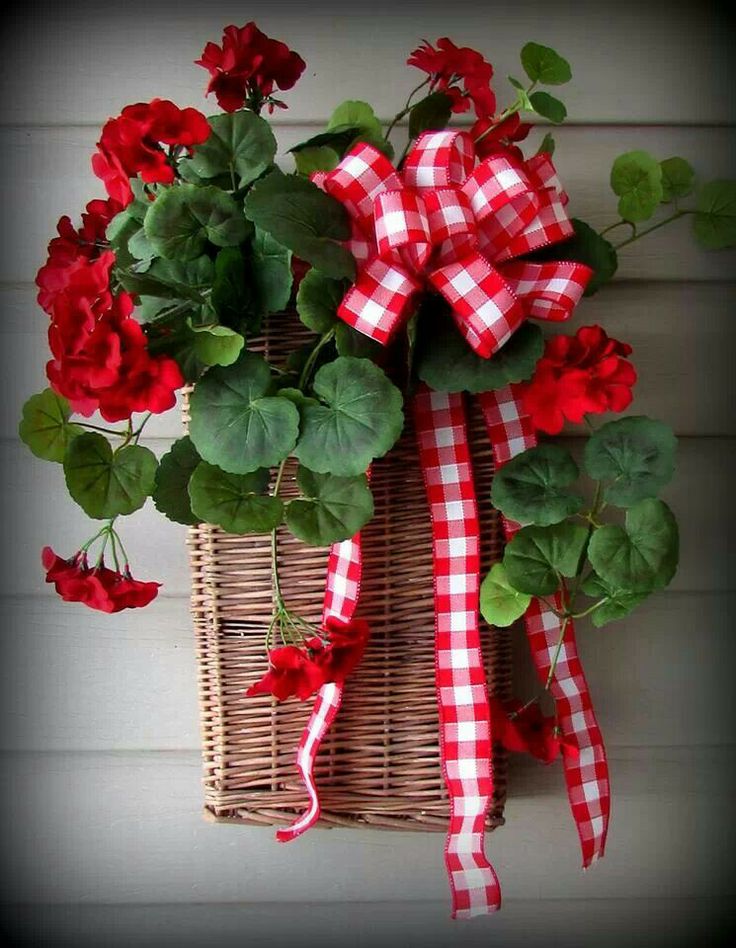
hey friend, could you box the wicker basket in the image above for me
[186,311,512,832]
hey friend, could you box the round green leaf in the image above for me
[188,462,282,534]
[293,146,341,176]
[191,324,245,367]
[285,465,374,545]
[188,351,300,474]
[144,184,248,261]
[183,111,277,188]
[153,436,202,525]
[491,444,583,526]
[244,171,355,280]
[581,572,649,628]
[520,42,572,85]
[334,321,383,360]
[64,433,157,519]
[251,227,293,315]
[529,91,567,124]
[588,498,679,594]
[327,101,384,139]
[660,157,695,202]
[503,522,589,596]
[479,562,532,627]
[409,92,453,138]
[693,180,736,250]
[610,151,663,223]
[19,389,84,463]
[416,310,544,393]
[296,269,345,333]
[583,416,677,507]
[294,356,404,476]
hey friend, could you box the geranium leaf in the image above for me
[520,42,572,85]
[491,444,583,526]
[415,306,544,393]
[581,572,649,628]
[660,157,695,202]
[119,254,216,301]
[182,111,277,188]
[190,323,245,367]
[144,184,248,260]
[64,433,157,519]
[243,171,355,280]
[294,356,404,476]
[529,91,567,124]
[588,498,679,594]
[479,562,532,627]
[293,146,341,176]
[610,151,663,223]
[153,436,202,525]
[693,180,736,249]
[327,101,384,139]
[334,322,383,360]
[19,389,84,463]
[409,92,454,138]
[584,416,677,507]
[536,132,556,156]
[250,227,293,315]
[296,269,345,333]
[188,351,300,474]
[285,465,374,545]
[503,522,589,596]
[290,125,365,155]
[210,247,258,333]
[188,461,282,534]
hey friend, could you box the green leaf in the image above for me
[581,572,649,627]
[294,356,404,476]
[293,145,341,176]
[64,433,157,519]
[529,91,567,124]
[210,247,255,332]
[19,389,84,463]
[693,180,736,249]
[536,132,556,156]
[182,111,277,188]
[660,157,695,202]
[288,102,392,160]
[334,321,383,360]
[479,562,532,627]
[491,444,583,526]
[188,462,282,534]
[190,323,245,366]
[327,101,384,140]
[508,76,534,111]
[251,227,293,315]
[144,184,248,261]
[415,306,544,393]
[610,150,663,223]
[409,92,453,138]
[285,465,374,545]
[188,351,300,474]
[588,498,679,594]
[584,416,677,507]
[243,171,355,280]
[119,254,215,301]
[152,436,202,526]
[559,220,618,295]
[520,42,572,85]
[503,521,590,596]
[296,268,344,333]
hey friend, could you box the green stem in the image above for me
[570,599,608,620]
[78,422,130,438]
[600,220,636,237]
[385,78,431,138]
[298,328,335,391]
[545,615,570,691]
[473,81,538,146]
[614,210,691,250]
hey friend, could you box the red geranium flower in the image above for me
[246,645,326,702]
[42,547,160,613]
[490,697,578,764]
[312,616,370,683]
[520,325,637,434]
[471,112,531,161]
[92,98,210,204]
[408,37,496,118]
[196,22,306,113]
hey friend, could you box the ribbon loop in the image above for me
[323,142,403,228]
[403,129,475,189]
[501,260,591,322]
[373,188,432,270]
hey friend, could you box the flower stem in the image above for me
[298,328,335,391]
[545,614,570,691]
[385,78,431,138]
[473,81,537,146]
[599,219,636,238]
[614,210,691,250]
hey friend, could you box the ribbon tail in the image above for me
[477,384,610,866]
[276,532,363,843]
[414,385,501,918]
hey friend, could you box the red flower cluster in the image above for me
[196,22,306,113]
[93,98,210,205]
[472,112,531,162]
[42,547,159,613]
[408,37,496,119]
[43,249,183,421]
[490,697,578,764]
[521,325,637,434]
[246,616,370,702]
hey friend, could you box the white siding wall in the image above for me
[2,2,735,945]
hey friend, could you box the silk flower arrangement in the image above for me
[19,21,736,918]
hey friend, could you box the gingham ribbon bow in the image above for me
[318,129,590,357]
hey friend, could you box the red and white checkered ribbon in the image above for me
[477,383,611,866]
[318,131,590,358]
[414,385,501,917]
[276,532,363,843]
